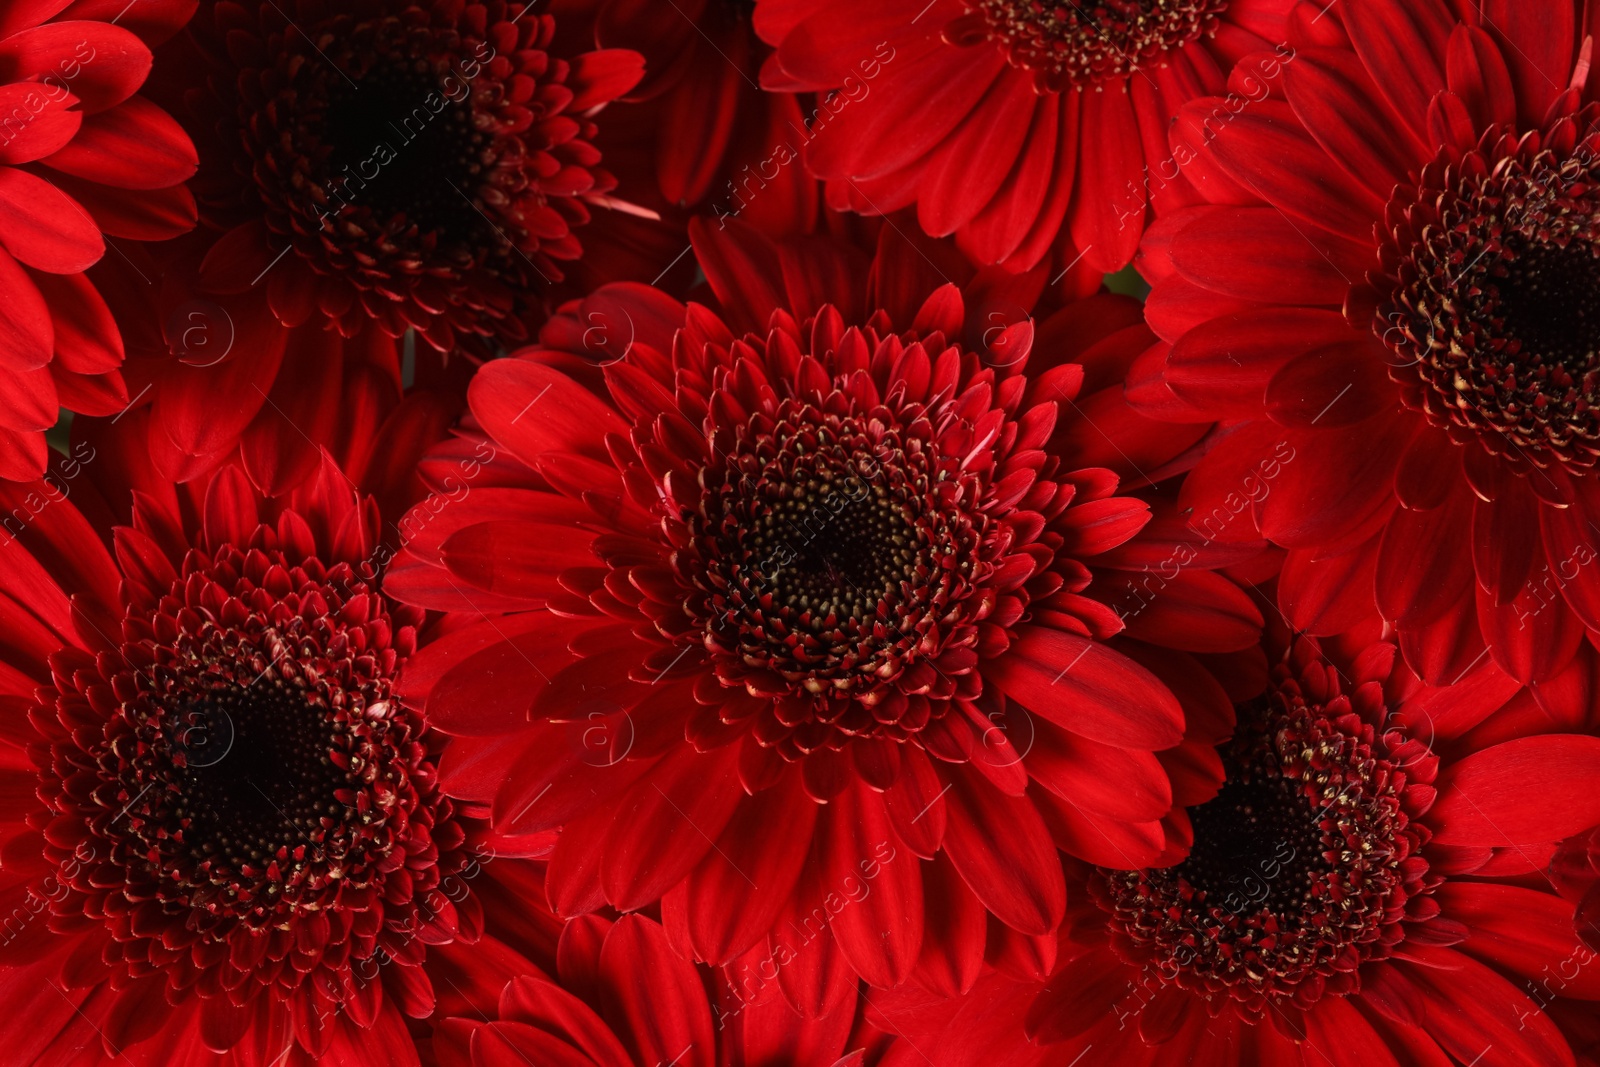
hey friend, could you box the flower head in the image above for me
[175,0,647,350]
[752,0,1297,277]
[390,218,1261,1006]
[870,628,1600,1066]
[0,399,486,1064]
[1137,0,1600,685]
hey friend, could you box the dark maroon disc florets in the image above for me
[193,0,627,346]
[1377,108,1600,475]
[944,0,1227,91]
[1094,653,1436,1016]
[611,305,1076,759]
[35,537,468,1007]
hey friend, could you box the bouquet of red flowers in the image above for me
[1,1,1598,1064]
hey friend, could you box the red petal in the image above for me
[0,249,52,369]
[1190,98,1385,237]
[1438,882,1600,998]
[1400,947,1575,1067]
[471,357,625,468]
[820,782,923,988]
[684,771,816,965]
[0,166,101,271]
[0,22,152,113]
[1481,0,1575,125]
[596,915,714,1067]
[941,768,1064,936]
[0,83,80,164]
[601,744,743,911]
[1069,83,1144,272]
[1341,0,1454,143]
[1023,947,1123,1042]
[42,95,195,189]
[1432,734,1600,845]
[988,626,1184,750]
[31,269,120,373]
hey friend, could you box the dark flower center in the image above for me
[1494,240,1600,380]
[191,2,617,347]
[170,679,349,871]
[1097,688,1424,1014]
[1176,766,1328,913]
[36,541,465,1000]
[262,16,504,259]
[693,404,987,709]
[625,319,1067,760]
[1378,118,1600,473]
[318,57,487,238]
[950,0,1227,89]
[750,469,920,621]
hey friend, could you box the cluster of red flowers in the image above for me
[1,0,1599,1064]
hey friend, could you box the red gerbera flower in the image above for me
[0,401,500,1065]
[387,218,1262,1011]
[158,0,659,353]
[0,0,197,480]
[1135,0,1600,685]
[432,912,876,1066]
[870,629,1600,1067]
[750,0,1296,278]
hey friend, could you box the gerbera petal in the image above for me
[0,21,150,113]
[988,626,1184,750]
[1190,98,1386,237]
[1432,734,1600,846]
[471,359,626,467]
[684,770,815,965]
[41,95,194,189]
[600,745,744,912]
[819,782,923,987]
[1069,84,1145,272]
[942,768,1064,936]
[1439,883,1600,998]
[596,916,715,1067]
[1480,0,1574,125]
[0,167,101,272]
[1400,948,1575,1067]
[1340,0,1454,142]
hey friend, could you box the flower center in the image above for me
[316,55,488,239]
[950,0,1227,89]
[1097,690,1424,1015]
[258,15,502,258]
[169,678,349,871]
[691,402,988,709]
[1175,767,1328,913]
[194,3,617,345]
[1378,118,1600,473]
[36,542,464,1000]
[747,467,921,621]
